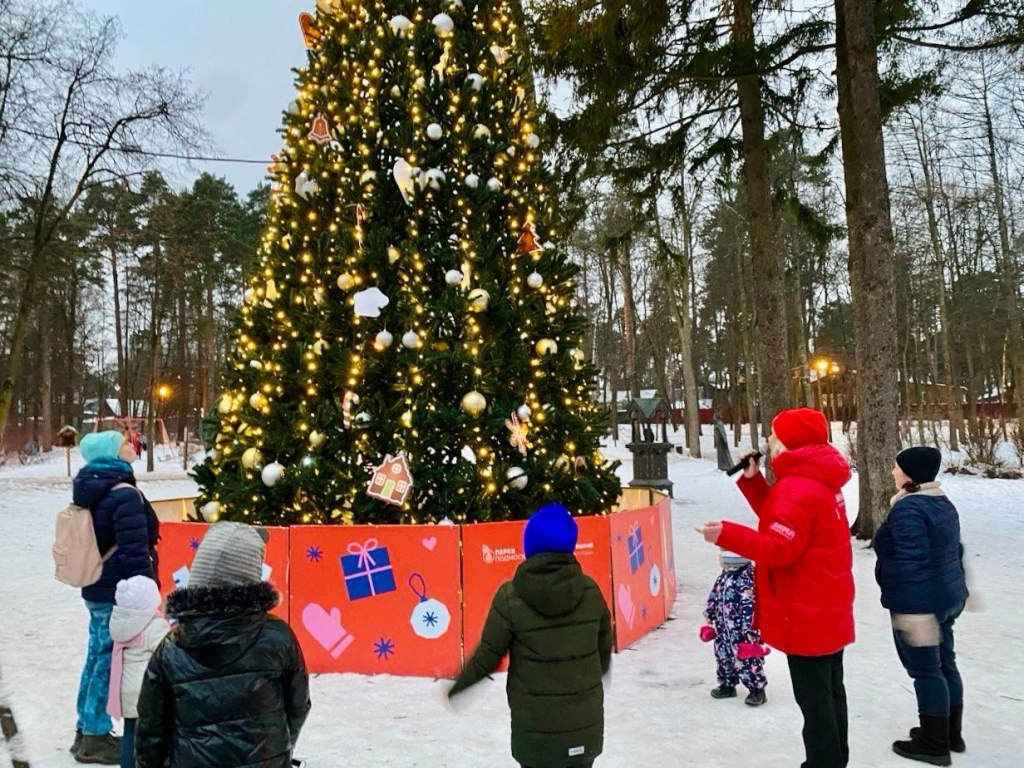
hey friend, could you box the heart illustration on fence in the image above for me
[617,583,635,629]
[422,536,437,552]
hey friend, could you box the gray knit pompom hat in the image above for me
[189,522,268,588]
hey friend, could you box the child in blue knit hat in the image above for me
[449,503,613,767]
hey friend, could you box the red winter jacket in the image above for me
[717,444,855,657]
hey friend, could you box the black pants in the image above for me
[788,651,849,768]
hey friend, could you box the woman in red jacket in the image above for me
[698,408,856,768]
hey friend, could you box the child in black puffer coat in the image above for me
[136,522,311,768]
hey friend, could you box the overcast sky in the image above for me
[88,0,313,195]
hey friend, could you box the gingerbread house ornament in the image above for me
[516,223,543,255]
[367,453,414,507]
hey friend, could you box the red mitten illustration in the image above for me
[699,625,717,643]
[737,642,770,660]
[302,603,355,659]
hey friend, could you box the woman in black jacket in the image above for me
[136,522,311,768]
[72,431,159,765]
[875,447,968,766]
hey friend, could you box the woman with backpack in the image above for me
[70,431,160,765]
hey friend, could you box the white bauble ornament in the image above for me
[432,13,455,36]
[425,168,446,190]
[375,330,394,349]
[316,0,338,13]
[426,123,443,140]
[527,133,541,149]
[414,76,427,91]
[570,348,586,364]
[402,331,421,349]
[337,272,355,291]
[218,395,234,415]
[536,339,559,356]
[261,462,285,487]
[506,466,529,490]
[490,45,510,65]
[461,391,487,417]
[507,146,517,157]
[390,84,402,98]
[461,445,477,465]
[249,360,263,370]
[388,246,401,264]
[200,501,221,523]
[249,392,268,410]
[465,173,480,189]
[467,288,490,313]
[359,169,377,184]
[312,338,330,356]
[309,431,326,449]
[244,287,255,304]
[473,124,491,140]
[517,404,532,421]
[389,14,412,33]
[466,73,485,91]
[527,272,544,289]
[241,448,263,470]
[445,269,464,287]
[288,100,301,116]
[487,177,502,192]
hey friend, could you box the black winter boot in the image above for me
[745,688,767,707]
[70,730,83,755]
[910,705,965,753]
[710,685,737,699]
[894,715,952,766]
[74,733,120,765]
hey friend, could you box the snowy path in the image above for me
[0,448,1022,766]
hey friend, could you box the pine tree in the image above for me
[194,0,621,526]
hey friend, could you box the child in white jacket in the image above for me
[107,576,170,768]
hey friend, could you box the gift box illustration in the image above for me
[341,538,397,600]
[627,523,645,574]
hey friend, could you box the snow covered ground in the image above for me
[0,432,1022,766]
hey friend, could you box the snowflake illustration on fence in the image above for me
[374,637,396,661]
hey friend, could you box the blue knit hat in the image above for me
[80,431,125,464]
[523,503,579,559]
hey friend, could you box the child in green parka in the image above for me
[448,503,613,768]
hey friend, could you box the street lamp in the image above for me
[157,384,172,401]
[814,359,834,442]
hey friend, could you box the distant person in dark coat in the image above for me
[136,522,311,768]
[875,446,968,766]
[71,430,159,765]
[448,504,613,768]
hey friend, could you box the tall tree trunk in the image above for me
[111,244,128,421]
[733,0,792,435]
[911,123,963,450]
[835,0,902,538]
[735,243,760,450]
[39,307,53,452]
[617,242,640,399]
[201,283,216,414]
[982,75,1024,416]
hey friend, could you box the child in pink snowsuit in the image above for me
[701,551,769,707]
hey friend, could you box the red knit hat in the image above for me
[771,408,829,450]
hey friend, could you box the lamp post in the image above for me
[829,363,841,428]
[814,359,834,442]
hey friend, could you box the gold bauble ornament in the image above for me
[249,392,268,411]
[535,338,558,356]
[467,288,490,313]
[461,391,487,417]
[241,448,263,470]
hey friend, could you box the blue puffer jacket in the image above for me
[72,458,160,604]
[874,486,968,616]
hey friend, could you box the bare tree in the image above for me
[0,0,204,440]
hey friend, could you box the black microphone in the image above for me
[726,451,763,477]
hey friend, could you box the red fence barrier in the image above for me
[155,493,674,678]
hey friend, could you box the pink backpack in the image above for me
[53,483,134,587]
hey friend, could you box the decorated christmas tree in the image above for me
[194,0,621,526]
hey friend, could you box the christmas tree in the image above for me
[194,0,621,526]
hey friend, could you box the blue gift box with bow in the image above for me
[340,538,397,600]
[627,523,645,574]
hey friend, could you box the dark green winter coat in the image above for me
[135,581,310,768]
[450,552,613,768]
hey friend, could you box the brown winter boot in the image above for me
[894,715,952,766]
[74,733,120,765]
[910,705,965,753]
